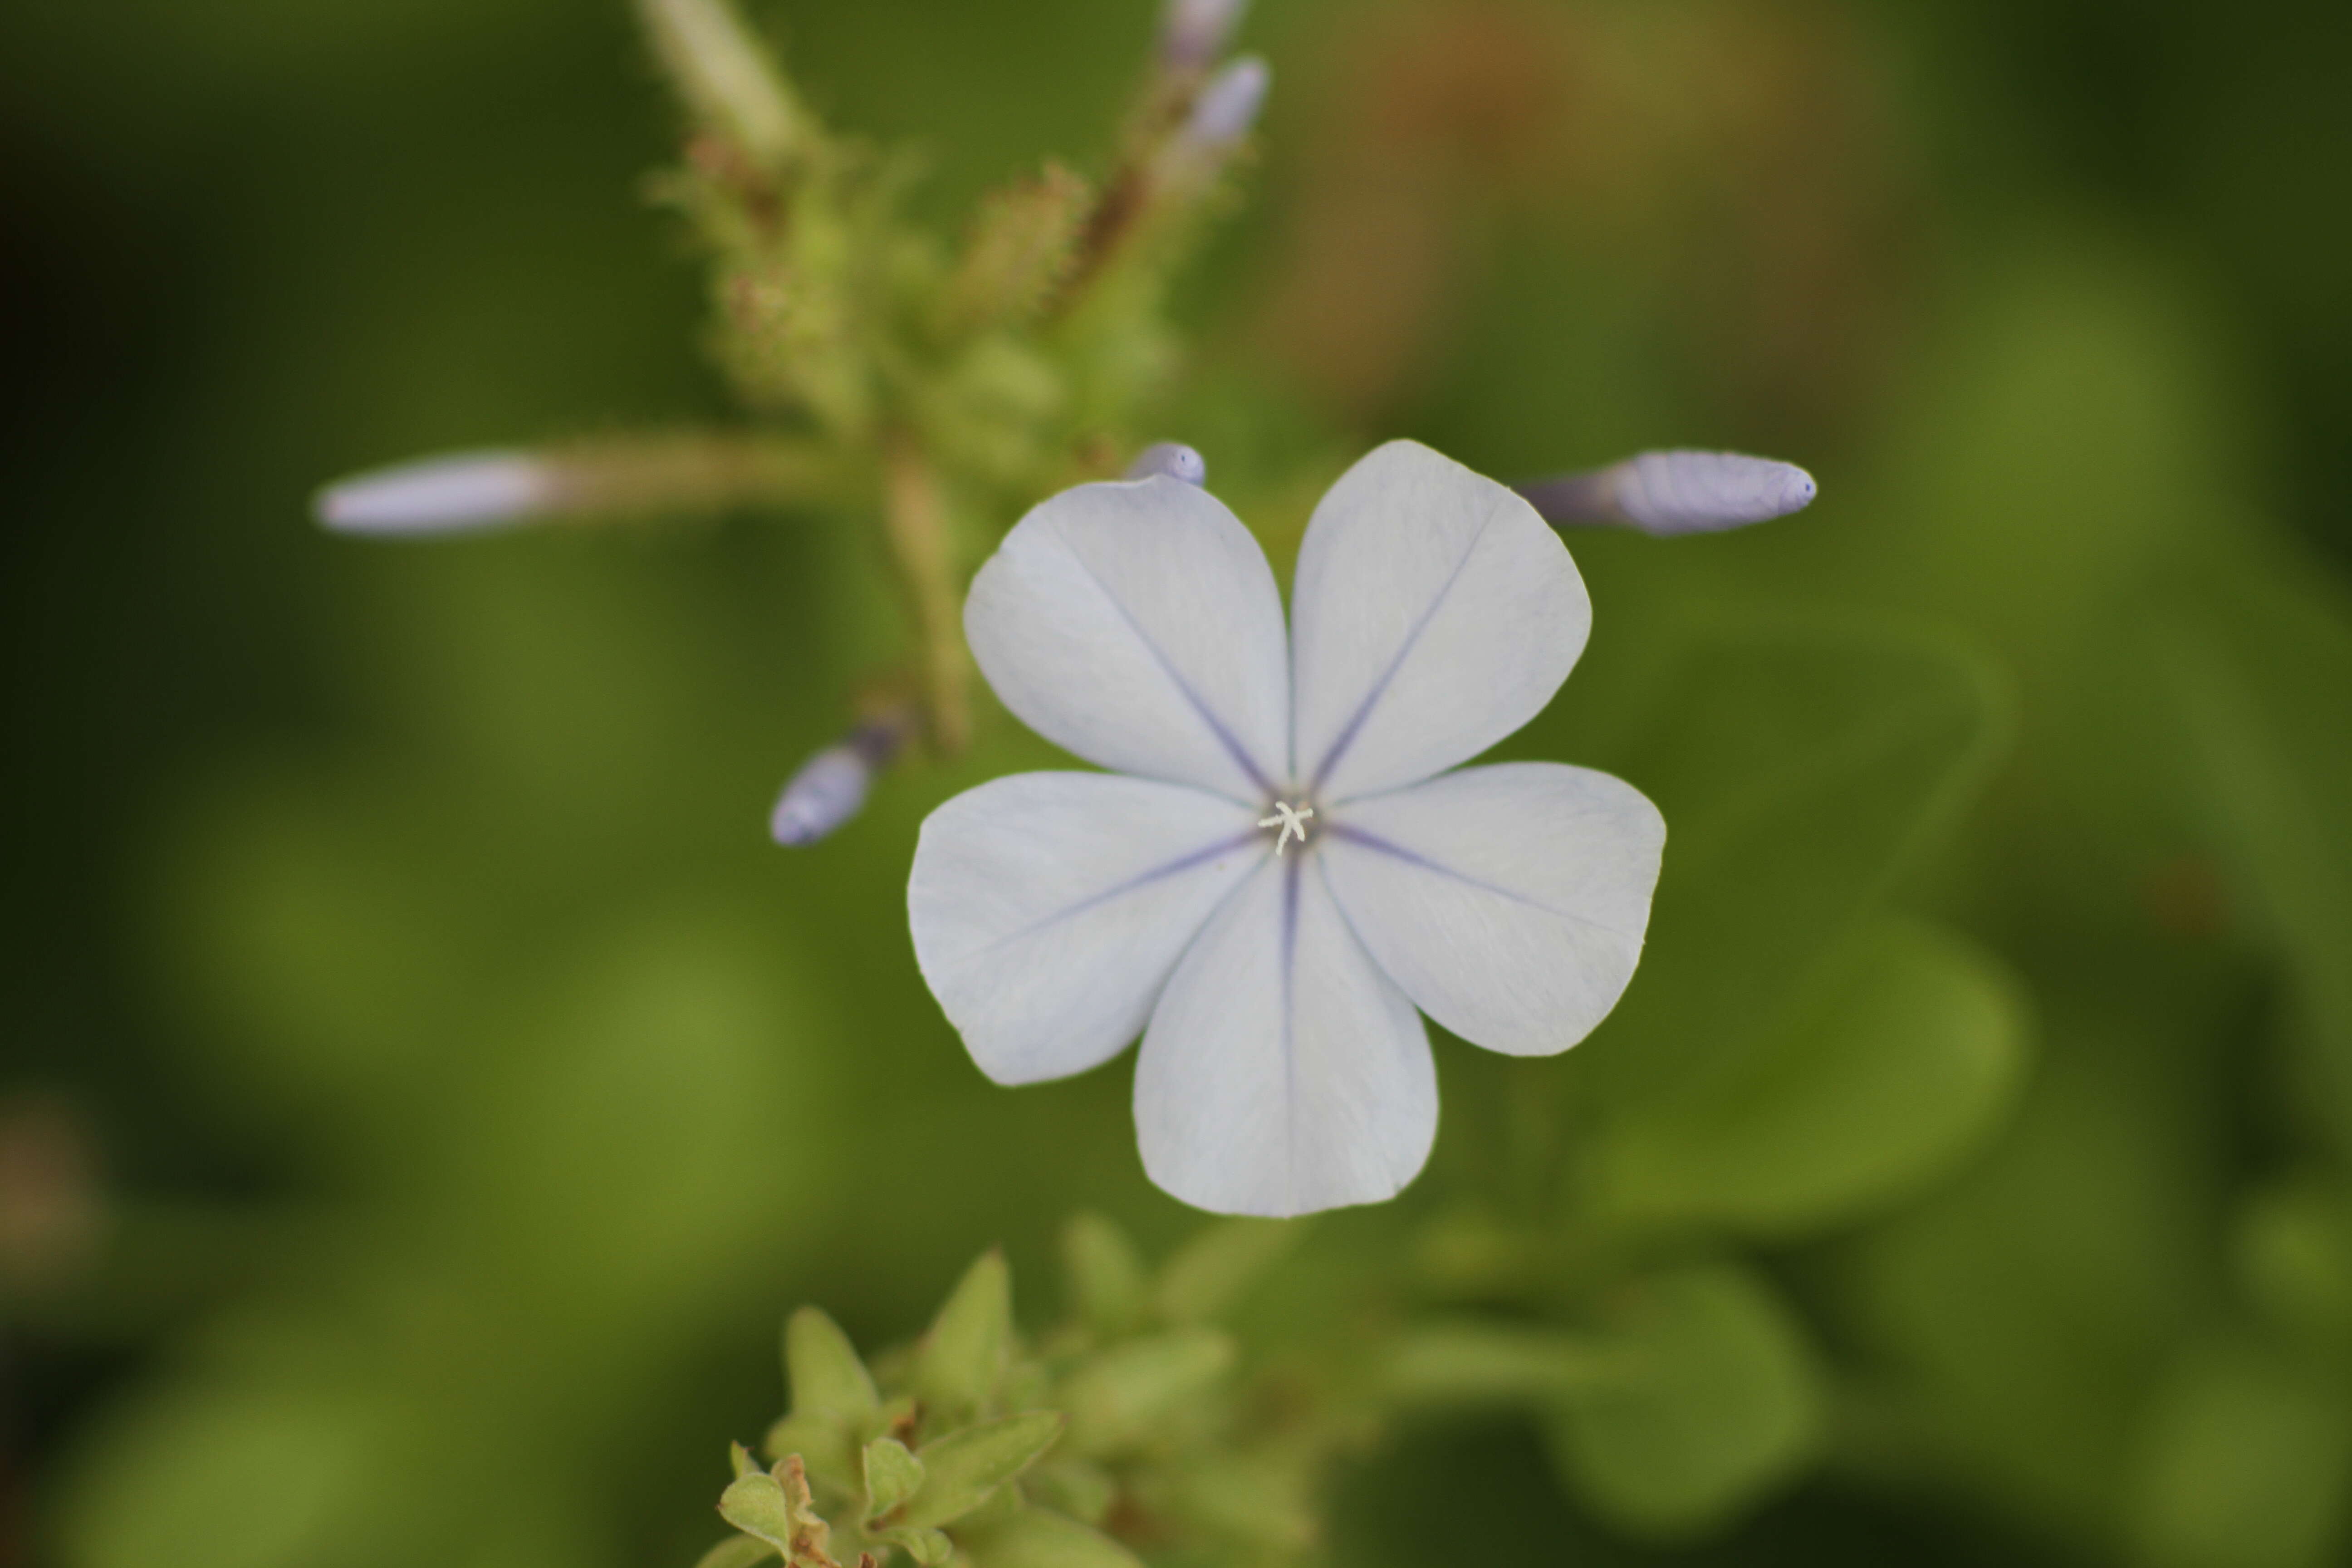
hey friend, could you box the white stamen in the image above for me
[1257,800,1314,855]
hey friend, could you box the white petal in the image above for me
[910,773,1264,1085]
[1136,855,1435,1216]
[1322,762,1663,1056]
[1290,441,1590,802]
[965,479,1291,802]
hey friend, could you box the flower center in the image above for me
[1257,800,1315,855]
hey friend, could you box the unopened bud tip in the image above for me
[1124,442,1209,486]
[314,450,556,537]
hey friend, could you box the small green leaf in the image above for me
[861,1436,924,1521]
[915,1251,1013,1419]
[882,1525,955,1566]
[1058,1330,1235,1456]
[1544,1264,1822,1539]
[902,1411,1065,1529]
[1154,1220,1303,1325]
[962,1507,1146,1568]
[1597,917,2029,1236]
[718,1474,795,1552]
[730,1441,764,1481]
[695,1536,781,1568]
[787,1306,881,1426]
[1060,1212,1147,1338]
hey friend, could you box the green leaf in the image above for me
[2131,1341,2352,1568]
[695,1536,781,1568]
[763,1413,858,1500]
[861,1436,924,1521]
[914,1251,1013,1420]
[1153,1219,1304,1325]
[902,1411,1064,1529]
[717,1474,796,1553]
[1597,916,2029,1236]
[730,1441,764,1481]
[2162,544,2352,1153]
[1060,1213,1147,1338]
[1578,623,2005,1108]
[1543,1264,1822,1540]
[1058,1330,1234,1457]
[962,1507,1146,1568]
[786,1307,881,1427]
[1385,1322,1615,1407]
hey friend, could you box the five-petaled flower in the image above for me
[908,441,1665,1216]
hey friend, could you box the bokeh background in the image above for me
[4,0,2350,1565]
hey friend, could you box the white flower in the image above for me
[908,441,1665,1217]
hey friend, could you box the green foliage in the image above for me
[1542,1265,1822,1540]
[16,0,2352,1566]
[1597,915,2028,1235]
[700,1229,1342,1568]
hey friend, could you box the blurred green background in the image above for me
[4,0,2350,1565]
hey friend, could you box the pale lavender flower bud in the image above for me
[1160,0,1250,70]
[1518,450,1817,537]
[1184,55,1269,148]
[1123,442,1208,486]
[769,721,902,847]
[314,450,559,537]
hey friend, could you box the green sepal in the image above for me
[788,1306,882,1426]
[1058,1329,1234,1457]
[861,1436,925,1521]
[1154,1220,1303,1325]
[901,1411,1065,1529]
[915,1251,1013,1420]
[1060,1213,1147,1340]
[731,1441,766,1481]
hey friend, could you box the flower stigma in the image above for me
[1257,800,1315,855]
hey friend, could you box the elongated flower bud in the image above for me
[769,720,903,847]
[315,435,839,539]
[1160,0,1250,71]
[1518,450,1817,536]
[1123,442,1208,486]
[638,0,803,166]
[1183,55,1269,149]
[315,451,556,536]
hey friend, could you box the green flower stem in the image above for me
[882,439,973,754]
[545,432,859,522]
[1383,1320,1628,1407]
